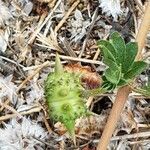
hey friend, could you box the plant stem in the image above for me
[85,87,108,97]
[136,1,150,60]
[97,86,131,150]
[97,2,150,150]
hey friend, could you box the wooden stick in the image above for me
[97,86,131,150]
[97,2,150,150]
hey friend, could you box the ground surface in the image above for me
[0,0,150,149]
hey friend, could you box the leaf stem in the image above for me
[84,87,108,97]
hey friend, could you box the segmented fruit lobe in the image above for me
[44,71,87,134]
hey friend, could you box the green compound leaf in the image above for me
[109,31,126,66]
[124,61,148,81]
[97,31,148,88]
[122,42,138,73]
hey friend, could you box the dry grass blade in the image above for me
[94,131,150,142]
[0,105,42,121]
[97,2,150,150]
[54,0,80,32]
[0,101,22,118]
[0,56,25,68]
[28,13,47,45]
[36,31,62,52]
[60,37,77,57]
[78,7,98,58]
[17,61,50,92]
[111,131,150,141]
[22,61,66,71]
[28,0,62,44]
[51,54,105,65]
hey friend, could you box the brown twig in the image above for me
[78,7,99,58]
[43,115,53,134]
[28,12,47,45]
[50,53,105,65]
[136,1,150,60]
[94,131,150,142]
[0,100,9,111]
[0,106,42,121]
[0,102,22,118]
[54,0,80,32]
[97,2,150,150]
[28,0,61,44]
[40,105,53,134]
[17,61,50,92]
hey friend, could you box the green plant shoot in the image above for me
[97,31,148,89]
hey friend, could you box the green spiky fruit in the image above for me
[44,54,87,140]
